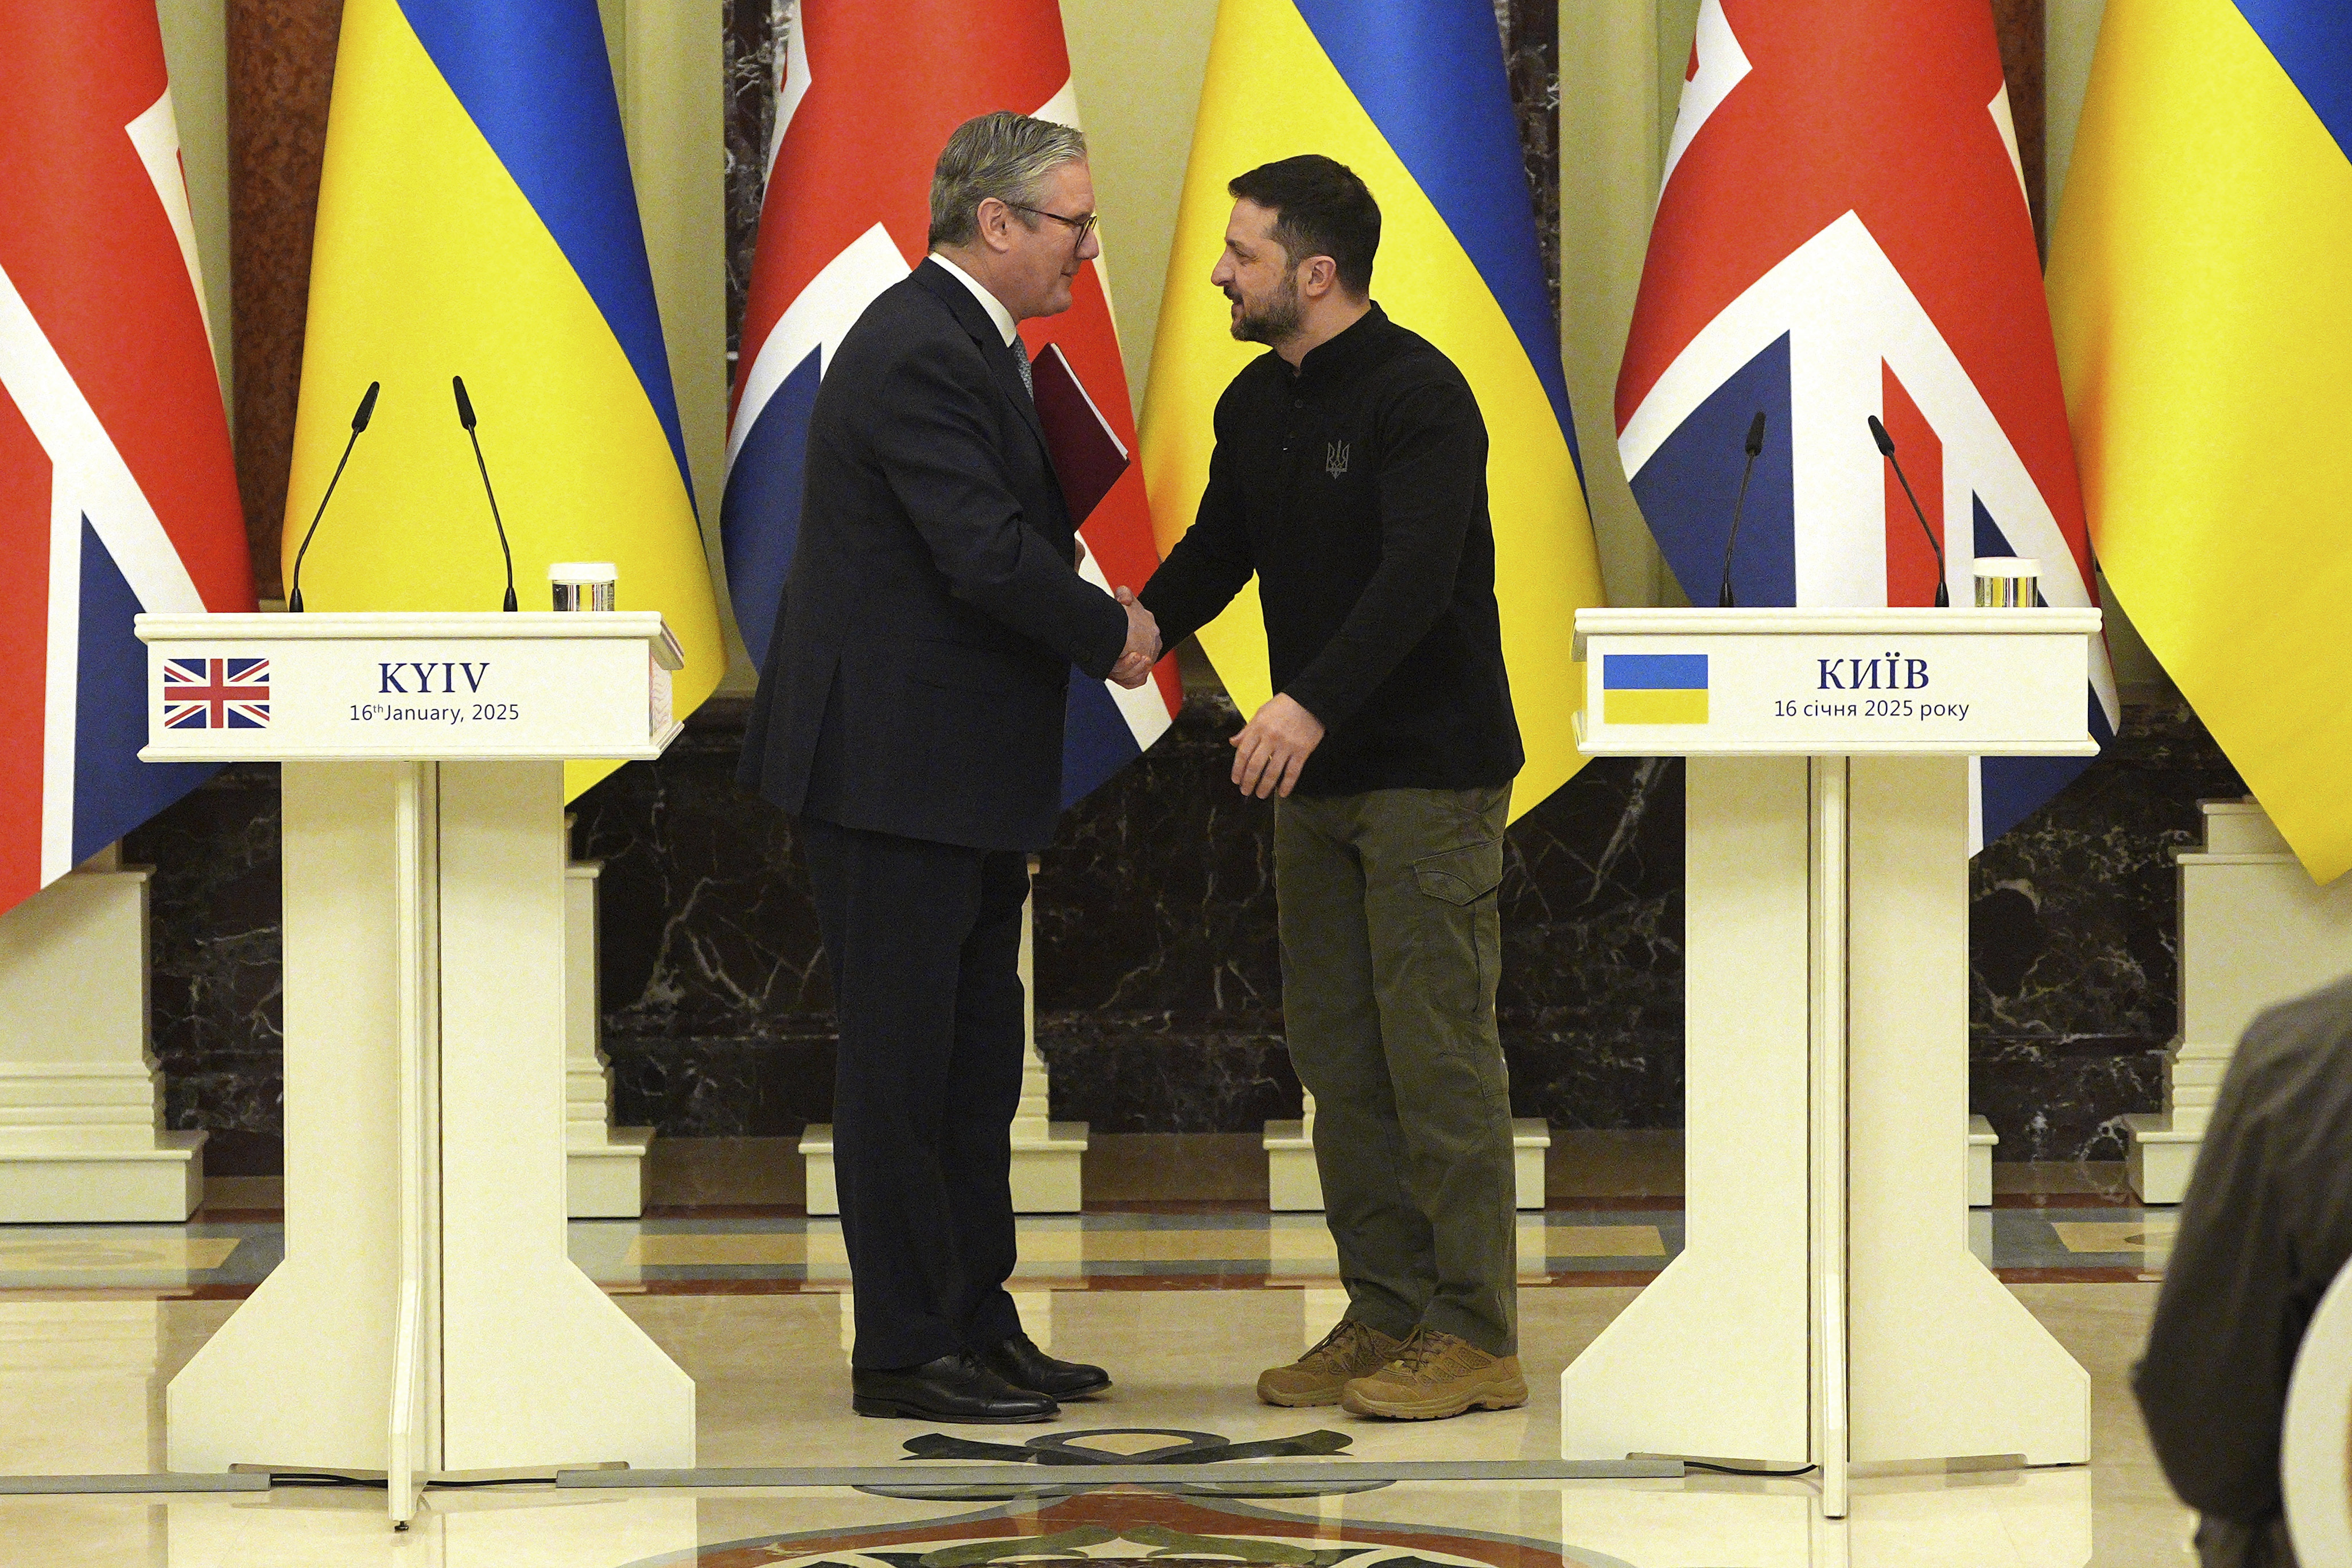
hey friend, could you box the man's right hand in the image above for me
[1110,587,1159,688]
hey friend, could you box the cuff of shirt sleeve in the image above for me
[1075,594,1131,682]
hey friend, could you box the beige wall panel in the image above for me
[609,0,744,689]
[157,0,234,418]
[2043,0,2167,694]
[1557,0,1693,610]
[1061,0,1222,398]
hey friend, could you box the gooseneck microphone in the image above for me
[452,375,518,612]
[286,381,379,614]
[1717,410,1768,608]
[1868,414,1950,607]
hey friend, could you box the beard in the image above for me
[1228,275,1305,346]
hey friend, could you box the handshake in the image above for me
[1110,586,1159,689]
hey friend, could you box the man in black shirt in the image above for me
[1140,156,1526,1421]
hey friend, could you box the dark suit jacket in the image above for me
[738,260,1128,852]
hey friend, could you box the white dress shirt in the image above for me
[927,251,1020,347]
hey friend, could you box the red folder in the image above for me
[1028,341,1132,526]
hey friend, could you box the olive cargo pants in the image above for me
[1274,784,1518,1356]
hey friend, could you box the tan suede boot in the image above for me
[1340,1328,1529,1420]
[1256,1319,1405,1407]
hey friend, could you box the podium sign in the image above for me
[139,612,682,763]
[1574,607,2099,756]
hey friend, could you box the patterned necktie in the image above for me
[1011,339,1034,402]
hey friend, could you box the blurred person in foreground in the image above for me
[2136,973,2352,1566]
[1138,155,1525,1421]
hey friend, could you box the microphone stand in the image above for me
[1868,415,1949,607]
[288,381,379,614]
[453,376,519,612]
[1718,410,1767,607]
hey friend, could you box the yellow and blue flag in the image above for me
[284,0,723,796]
[1603,655,1709,728]
[1138,0,1605,820]
[2047,2,2352,881]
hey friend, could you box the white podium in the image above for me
[137,612,696,1522]
[1559,608,2099,1517]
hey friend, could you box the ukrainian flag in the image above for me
[1138,0,1605,820]
[284,0,723,797]
[2047,2,2352,881]
[1604,655,1709,728]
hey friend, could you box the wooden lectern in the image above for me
[1559,607,2100,1519]
[139,612,696,1526]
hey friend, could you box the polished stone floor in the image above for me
[0,1163,2194,1564]
[0,1445,2194,1568]
[0,1280,2191,1563]
[0,1205,2168,1294]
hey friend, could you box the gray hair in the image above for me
[927,111,1088,249]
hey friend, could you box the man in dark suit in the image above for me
[738,111,1159,1423]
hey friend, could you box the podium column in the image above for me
[168,761,693,1476]
[434,762,692,1469]
[1560,755,2088,1496]
[168,762,421,1471]
[1844,756,2085,1469]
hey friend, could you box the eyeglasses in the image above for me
[1003,201,1100,244]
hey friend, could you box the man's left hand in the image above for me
[1230,693,1325,799]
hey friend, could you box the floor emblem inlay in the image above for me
[678,1491,1634,1568]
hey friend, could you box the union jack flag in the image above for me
[0,5,254,915]
[162,657,267,730]
[1617,0,2119,849]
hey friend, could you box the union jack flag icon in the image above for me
[162,658,269,730]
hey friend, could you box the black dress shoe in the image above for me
[852,1352,1059,1423]
[980,1332,1112,1399]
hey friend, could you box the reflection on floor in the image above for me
[0,1163,2195,1564]
[0,1206,2169,1295]
[0,1464,2196,1567]
[0,1279,2191,1564]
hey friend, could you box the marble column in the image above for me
[0,849,203,1222]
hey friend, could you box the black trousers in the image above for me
[799,813,1031,1369]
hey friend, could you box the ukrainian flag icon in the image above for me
[1604,654,1709,726]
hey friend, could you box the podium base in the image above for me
[2123,1112,2200,1205]
[0,1134,205,1224]
[568,1129,653,1219]
[1967,1115,1998,1209]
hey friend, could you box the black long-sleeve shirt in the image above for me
[2134,973,2352,1535]
[1140,304,1523,797]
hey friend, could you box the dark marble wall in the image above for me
[1498,1,1562,321]
[1991,0,2049,245]
[123,766,284,1174]
[136,698,2233,1171]
[1971,703,2245,1159]
[724,0,786,360]
[570,698,1687,1141]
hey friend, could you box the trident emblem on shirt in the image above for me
[1325,440,1350,478]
